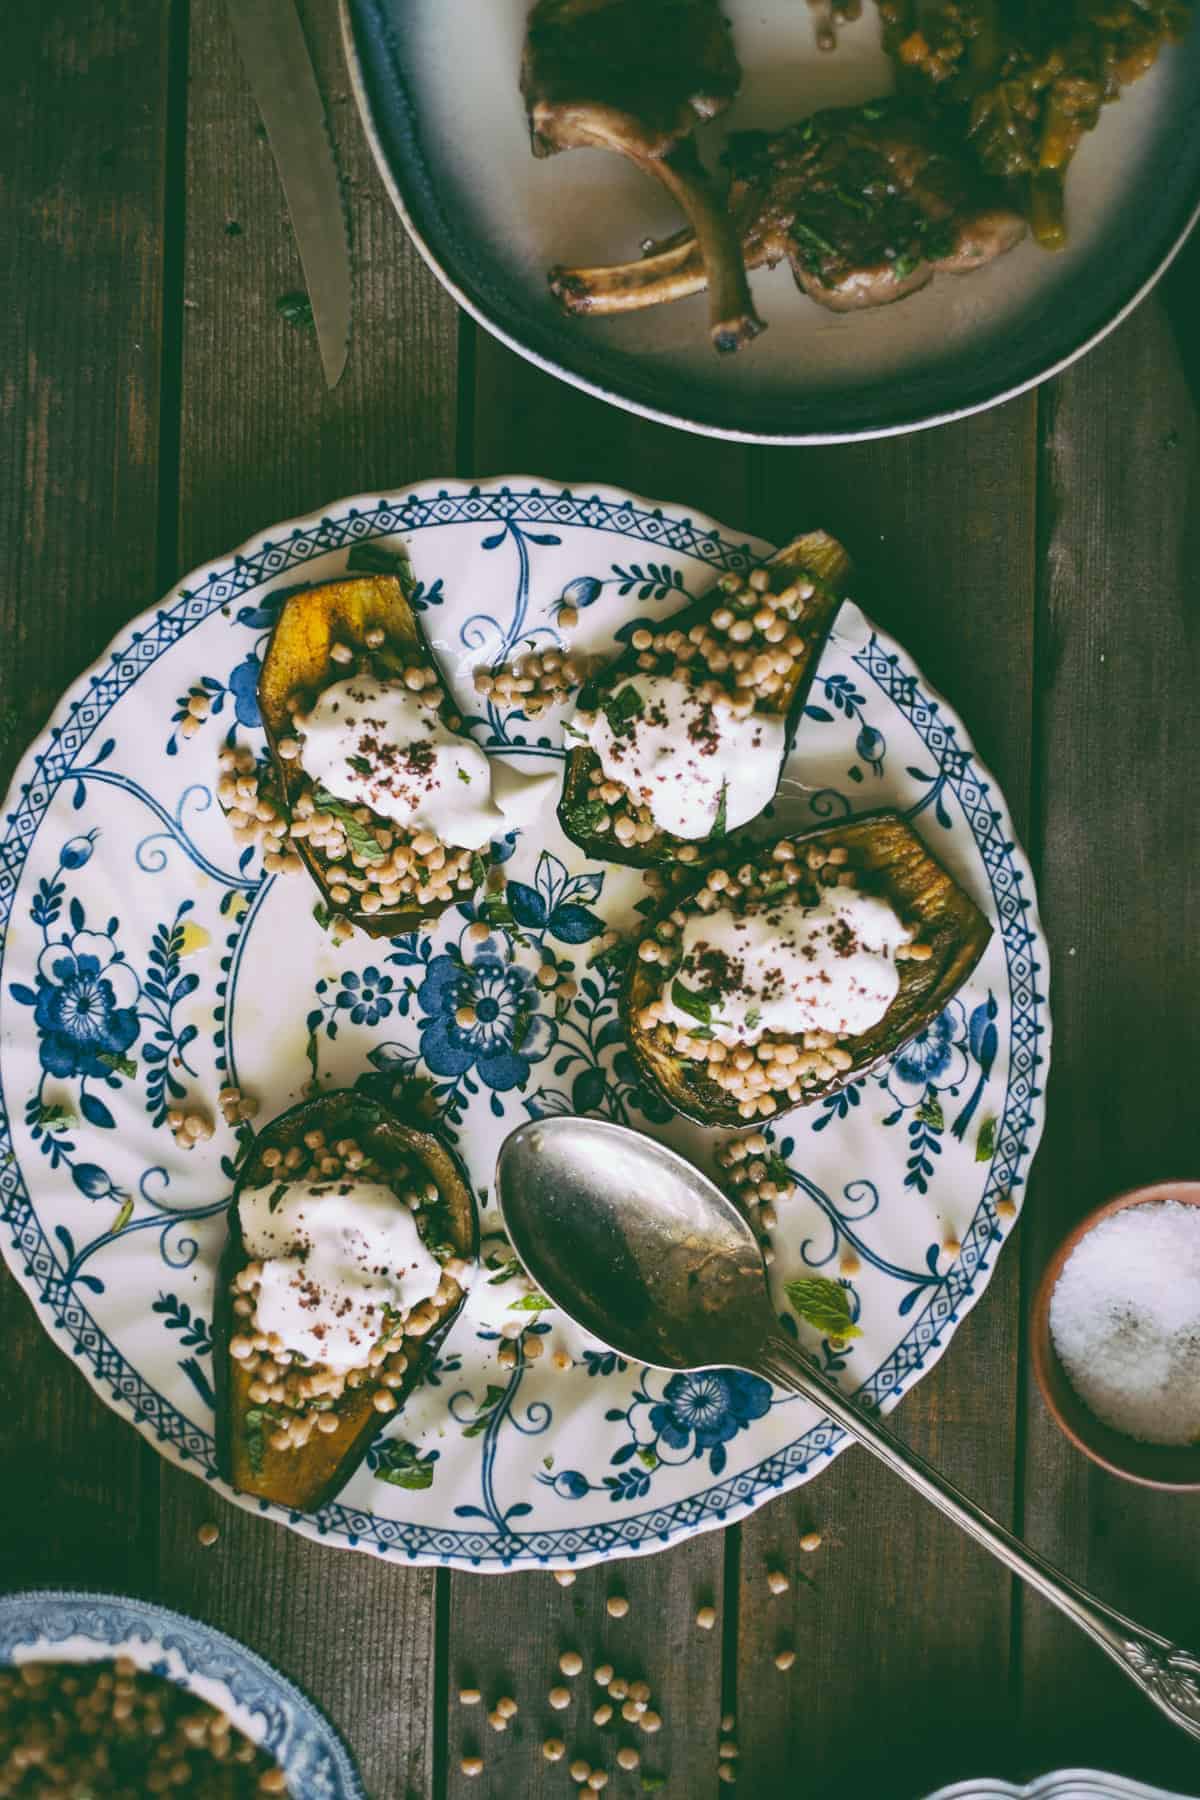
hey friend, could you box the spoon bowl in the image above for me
[496,1117,770,1371]
[495,1117,1200,1744]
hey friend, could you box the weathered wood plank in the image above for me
[0,0,172,1594]
[440,334,753,1800]
[152,7,459,1797]
[1018,292,1200,1788]
[734,398,1038,1798]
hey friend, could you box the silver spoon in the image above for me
[497,1116,1200,1740]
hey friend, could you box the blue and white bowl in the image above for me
[0,1590,365,1800]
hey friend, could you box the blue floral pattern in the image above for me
[0,481,1047,1571]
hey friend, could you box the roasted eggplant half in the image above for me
[623,809,992,1128]
[258,570,491,937]
[558,530,852,868]
[214,1089,477,1512]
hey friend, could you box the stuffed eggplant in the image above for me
[623,809,992,1127]
[214,1089,476,1512]
[559,530,852,868]
[258,570,505,937]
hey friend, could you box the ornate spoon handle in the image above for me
[756,1331,1200,1739]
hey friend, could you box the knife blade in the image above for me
[226,0,352,388]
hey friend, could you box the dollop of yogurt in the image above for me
[238,1178,443,1370]
[571,673,785,840]
[663,885,914,1044]
[300,675,503,850]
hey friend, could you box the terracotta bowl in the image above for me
[1030,1179,1200,1490]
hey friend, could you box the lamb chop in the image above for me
[550,98,1027,324]
[522,0,764,352]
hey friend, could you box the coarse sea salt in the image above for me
[1049,1201,1200,1446]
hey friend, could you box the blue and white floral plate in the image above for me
[0,479,1049,1570]
[0,1590,364,1798]
[923,1778,1199,1800]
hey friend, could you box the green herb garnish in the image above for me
[890,251,920,280]
[603,684,644,733]
[487,1256,522,1285]
[834,186,871,217]
[312,901,332,932]
[36,1103,77,1133]
[346,541,409,578]
[574,795,612,836]
[112,1196,134,1234]
[711,780,728,839]
[457,768,472,784]
[764,1153,792,1189]
[508,1292,553,1312]
[785,1276,861,1341]
[346,754,372,778]
[636,1447,658,1470]
[976,1116,997,1163]
[244,1408,270,1474]
[790,220,839,272]
[463,1385,507,1438]
[311,787,388,862]
[97,1052,137,1078]
[469,852,488,891]
[267,1182,289,1214]
[671,979,715,1027]
[375,1441,435,1490]
[276,291,314,331]
[744,1005,762,1032]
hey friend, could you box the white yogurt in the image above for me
[571,673,786,840]
[663,885,913,1043]
[238,1178,442,1370]
[300,675,504,850]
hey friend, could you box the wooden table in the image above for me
[3,7,1199,1797]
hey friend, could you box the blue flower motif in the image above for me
[417,930,555,1093]
[334,965,395,1027]
[227,654,262,728]
[552,1470,590,1500]
[27,930,140,1080]
[886,1001,968,1108]
[627,1369,772,1476]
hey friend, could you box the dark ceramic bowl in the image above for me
[1030,1180,1200,1490]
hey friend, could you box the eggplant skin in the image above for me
[557,530,852,869]
[256,571,470,939]
[213,1089,477,1514]
[622,809,993,1128]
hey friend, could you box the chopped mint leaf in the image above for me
[976,1116,997,1163]
[790,220,839,271]
[575,795,612,836]
[671,979,714,1027]
[375,1441,435,1489]
[915,1094,944,1131]
[244,1408,268,1474]
[603,684,644,733]
[636,1446,658,1470]
[112,1196,134,1234]
[763,1153,792,1189]
[744,1004,762,1031]
[711,780,728,838]
[479,897,516,928]
[312,901,332,931]
[36,1103,77,1133]
[469,852,488,891]
[97,1051,137,1078]
[508,1292,553,1312]
[457,768,472,784]
[487,1256,522,1285]
[346,753,372,778]
[346,541,409,578]
[462,1385,507,1438]
[276,290,314,330]
[311,787,388,862]
[785,1276,861,1341]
